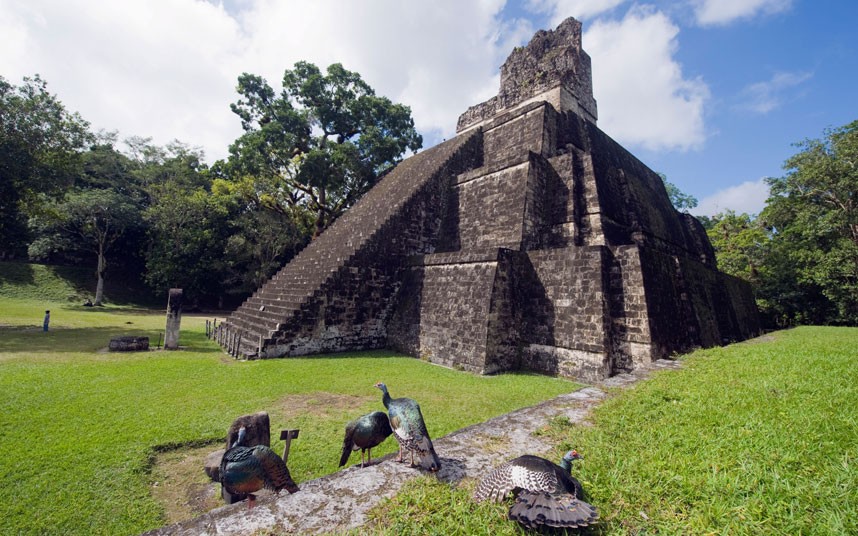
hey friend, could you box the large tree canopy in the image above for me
[0,75,92,256]
[226,61,423,237]
[762,119,858,325]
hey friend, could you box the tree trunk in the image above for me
[313,187,327,238]
[94,243,106,306]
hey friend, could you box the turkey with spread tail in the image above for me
[374,382,441,471]
[219,426,299,509]
[474,450,598,530]
[339,410,393,468]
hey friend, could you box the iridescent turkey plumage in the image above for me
[374,382,441,471]
[219,426,299,508]
[474,450,598,530]
[339,410,393,468]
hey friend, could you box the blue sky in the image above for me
[1,0,855,216]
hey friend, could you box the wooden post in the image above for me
[280,429,300,463]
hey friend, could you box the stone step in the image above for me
[244,296,304,312]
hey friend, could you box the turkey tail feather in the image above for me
[339,423,356,467]
[254,446,300,493]
[508,491,598,529]
[417,437,441,470]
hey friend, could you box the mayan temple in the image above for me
[218,17,760,381]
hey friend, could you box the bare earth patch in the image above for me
[272,391,374,421]
[150,444,223,525]
[149,392,371,524]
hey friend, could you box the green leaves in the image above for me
[226,61,422,237]
[761,119,858,325]
[0,75,93,256]
[659,173,698,212]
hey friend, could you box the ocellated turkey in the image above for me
[339,410,393,468]
[374,382,441,471]
[219,426,300,509]
[473,450,598,530]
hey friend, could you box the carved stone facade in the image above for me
[219,17,760,381]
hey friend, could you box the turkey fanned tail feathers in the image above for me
[474,452,598,530]
[509,491,598,529]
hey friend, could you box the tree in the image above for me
[213,177,312,299]
[0,75,92,257]
[762,119,858,325]
[706,210,770,285]
[659,173,698,212]
[226,62,423,237]
[143,183,231,306]
[28,189,141,305]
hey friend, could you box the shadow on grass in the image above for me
[0,261,36,285]
[0,261,161,306]
[0,325,221,354]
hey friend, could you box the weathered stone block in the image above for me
[108,336,149,352]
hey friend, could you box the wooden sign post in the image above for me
[280,429,300,463]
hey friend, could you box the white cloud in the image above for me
[233,0,538,146]
[584,6,710,151]
[737,71,812,114]
[1,0,246,161]
[0,0,526,162]
[525,0,626,24]
[693,178,770,216]
[691,0,792,26]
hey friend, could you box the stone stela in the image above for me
[217,17,760,382]
[164,288,183,350]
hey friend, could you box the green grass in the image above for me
[0,296,579,535]
[0,261,157,305]
[369,327,858,535]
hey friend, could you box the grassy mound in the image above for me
[0,261,157,305]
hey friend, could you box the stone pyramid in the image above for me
[218,17,760,381]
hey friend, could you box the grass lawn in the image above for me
[0,296,579,535]
[369,327,858,535]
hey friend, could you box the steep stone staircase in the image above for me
[218,130,482,357]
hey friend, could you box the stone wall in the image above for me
[518,246,612,381]
[457,17,597,131]
[259,131,483,357]
[388,249,503,373]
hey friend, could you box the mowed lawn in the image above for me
[371,326,858,535]
[0,297,578,535]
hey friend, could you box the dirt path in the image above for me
[144,360,679,535]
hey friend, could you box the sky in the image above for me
[2,0,856,216]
